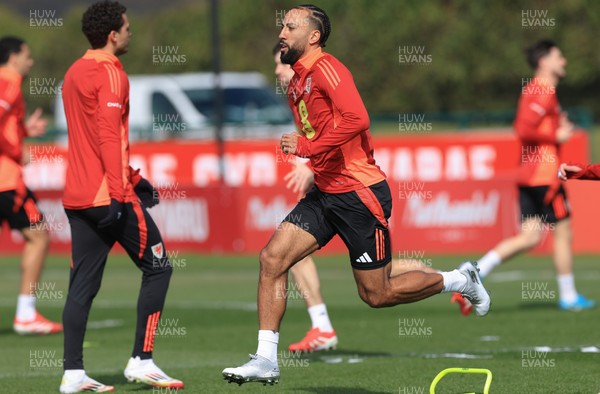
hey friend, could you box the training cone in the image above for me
[429,367,492,394]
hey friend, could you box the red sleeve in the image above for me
[295,63,369,158]
[97,64,126,201]
[514,93,557,144]
[0,80,17,123]
[0,81,24,163]
[566,162,600,180]
[0,128,22,163]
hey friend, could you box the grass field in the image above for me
[0,253,598,393]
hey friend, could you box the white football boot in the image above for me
[59,371,114,393]
[457,261,491,316]
[124,356,184,389]
[222,354,280,386]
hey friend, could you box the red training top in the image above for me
[514,77,562,187]
[0,66,27,192]
[288,48,385,193]
[62,49,140,209]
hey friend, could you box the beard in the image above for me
[281,45,303,65]
[115,42,129,56]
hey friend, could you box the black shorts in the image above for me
[519,184,570,224]
[284,180,392,270]
[0,188,43,229]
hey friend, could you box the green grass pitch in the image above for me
[0,253,598,393]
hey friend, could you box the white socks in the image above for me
[63,369,85,380]
[16,294,36,321]
[441,270,468,293]
[477,250,502,278]
[557,274,577,303]
[130,356,153,367]
[256,330,279,362]
[308,303,333,332]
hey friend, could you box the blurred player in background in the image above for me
[223,5,490,386]
[59,2,183,392]
[0,36,62,335]
[454,39,595,315]
[274,43,338,353]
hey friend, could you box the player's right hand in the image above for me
[558,162,583,181]
[280,133,299,155]
[97,198,124,229]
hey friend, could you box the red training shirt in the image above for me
[288,48,385,193]
[62,49,140,209]
[514,77,561,187]
[0,67,27,192]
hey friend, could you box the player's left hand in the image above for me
[280,133,298,155]
[558,162,582,181]
[134,178,159,208]
[25,108,47,137]
[284,160,314,197]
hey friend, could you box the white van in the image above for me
[54,72,294,141]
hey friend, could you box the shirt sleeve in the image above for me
[0,128,22,163]
[295,62,369,158]
[566,162,600,180]
[0,81,24,163]
[97,64,126,201]
[514,93,557,144]
[0,80,18,123]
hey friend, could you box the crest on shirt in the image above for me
[304,76,312,95]
[151,242,164,259]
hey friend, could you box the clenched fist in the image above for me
[280,133,299,155]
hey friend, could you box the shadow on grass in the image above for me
[0,327,15,335]
[296,387,390,394]
[84,374,154,391]
[299,348,394,363]
[474,302,557,314]
[517,302,558,310]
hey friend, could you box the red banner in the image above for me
[3,130,596,255]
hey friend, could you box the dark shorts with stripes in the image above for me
[284,180,392,270]
[519,184,570,224]
[0,188,43,230]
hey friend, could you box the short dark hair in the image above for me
[526,39,558,70]
[82,1,127,49]
[293,4,331,47]
[0,36,25,65]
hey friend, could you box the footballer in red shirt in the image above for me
[59,2,183,393]
[0,36,62,335]
[457,40,595,316]
[223,4,490,386]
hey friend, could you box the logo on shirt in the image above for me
[106,102,122,108]
[151,242,164,259]
[304,76,312,95]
